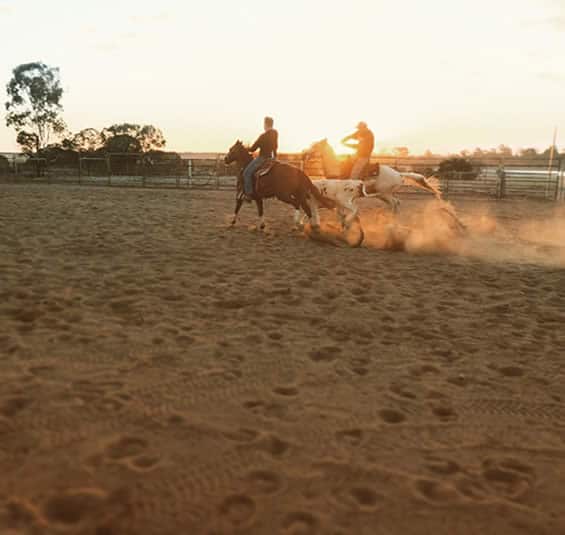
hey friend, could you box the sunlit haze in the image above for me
[1,0,564,154]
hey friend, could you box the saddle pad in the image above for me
[255,160,278,178]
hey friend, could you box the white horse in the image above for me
[303,139,442,213]
[297,140,467,239]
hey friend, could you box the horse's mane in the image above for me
[310,139,345,178]
[319,140,337,161]
[310,139,337,161]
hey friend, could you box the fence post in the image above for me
[553,157,561,201]
[557,158,564,201]
[107,155,111,186]
[561,159,564,201]
[188,159,192,187]
[78,157,82,185]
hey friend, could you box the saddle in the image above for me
[255,159,278,178]
[252,159,279,195]
[335,160,380,180]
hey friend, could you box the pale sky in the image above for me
[0,0,564,154]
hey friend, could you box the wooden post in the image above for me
[546,127,557,199]
[142,156,146,188]
[107,155,111,186]
[555,158,565,201]
[78,157,82,185]
[496,165,506,199]
[188,159,192,187]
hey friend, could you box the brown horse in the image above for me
[224,140,334,230]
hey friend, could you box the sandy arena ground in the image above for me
[1,184,565,534]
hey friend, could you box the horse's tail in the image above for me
[401,172,442,199]
[303,173,336,209]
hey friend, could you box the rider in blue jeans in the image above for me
[243,116,278,201]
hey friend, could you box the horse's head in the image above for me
[303,138,329,161]
[224,140,247,165]
[312,138,329,151]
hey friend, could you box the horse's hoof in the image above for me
[349,230,364,248]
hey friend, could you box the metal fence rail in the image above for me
[1,153,563,201]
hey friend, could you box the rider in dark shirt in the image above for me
[243,117,278,200]
[249,128,278,159]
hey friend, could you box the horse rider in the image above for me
[243,116,278,201]
[341,121,374,179]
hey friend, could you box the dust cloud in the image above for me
[360,200,565,267]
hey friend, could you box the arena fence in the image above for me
[0,153,563,201]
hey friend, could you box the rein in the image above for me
[236,146,253,169]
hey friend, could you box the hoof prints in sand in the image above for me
[1,187,565,533]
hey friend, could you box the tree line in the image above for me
[3,62,172,165]
[386,144,559,160]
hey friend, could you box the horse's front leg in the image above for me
[374,193,398,217]
[336,205,346,229]
[391,196,400,215]
[308,198,321,229]
[343,201,359,229]
[256,199,265,230]
[382,195,397,215]
[293,209,304,229]
[232,195,244,226]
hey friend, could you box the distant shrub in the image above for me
[38,146,79,166]
[438,157,478,180]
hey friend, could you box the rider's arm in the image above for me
[273,131,278,158]
[342,141,358,150]
[341,132,356,144]
[249,133,263,153]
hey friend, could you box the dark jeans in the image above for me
[243,156,267,195]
